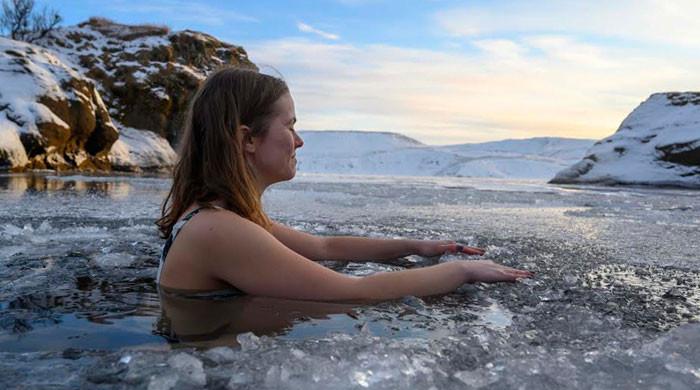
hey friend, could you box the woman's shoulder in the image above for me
[187,205,263,231]
[179,206,270,251]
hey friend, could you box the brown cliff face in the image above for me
[39,18,257,144]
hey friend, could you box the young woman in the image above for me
[156,68,532,301]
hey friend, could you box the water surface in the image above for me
[0,173,698,389]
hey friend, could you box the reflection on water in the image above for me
[0,174,133,199]
[156,288,359,349]
[0,278,163,352]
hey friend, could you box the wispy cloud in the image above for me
[297,22,340,40]
[434,0,700,48]
[106,0,258,26]
[247,37,700,144]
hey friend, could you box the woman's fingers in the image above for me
[452,243,485,255]
[460,245,485,255]
[510,270,534,280]
[495,266,533,282]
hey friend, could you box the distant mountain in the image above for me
[551,92,700,188]
[297,131,594,179]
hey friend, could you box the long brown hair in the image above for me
[156,67,288,238]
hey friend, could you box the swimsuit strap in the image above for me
[157,206,216,283]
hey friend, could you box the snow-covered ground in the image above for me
[297,131,594,179]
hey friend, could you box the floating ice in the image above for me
[1,174,699,388]
[203,347,237,364]
[236,332,261,351]
[166,352,206,387]
[92,252,135,268]
[147,372,178,390]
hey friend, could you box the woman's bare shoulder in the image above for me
[182,207,268,247]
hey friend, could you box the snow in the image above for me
[108,123,176,170]
[151,87,169,101]
[297,131,593,179]
[0,29,185,171]
[0,37,79,139]
[0,121,28,168]
[552,93,700,187]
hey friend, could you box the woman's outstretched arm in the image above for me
[191,214,530,301]
[271,222,483,262]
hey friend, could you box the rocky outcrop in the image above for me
[0,37,118,171]
[0,18,258,172]
[38,17,256,144]
[550,93,700,188]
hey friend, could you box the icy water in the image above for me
[0,173,699,389]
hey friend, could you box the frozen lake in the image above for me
[0,172,699,389]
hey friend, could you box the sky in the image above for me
[41,0,700,144]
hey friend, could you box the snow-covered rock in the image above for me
[0,37,118,171]
[0,18,257,171]
[109,124,176,171]
[551,93,700,188]
[37,17,256,143]
[297,131,593,179]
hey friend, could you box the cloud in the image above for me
[105,0,258,26]
[471,39,526,62]
[246,35,700,144]
[434,0,700,48]
[297,22,340,40]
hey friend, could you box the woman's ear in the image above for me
[239,125,256,153]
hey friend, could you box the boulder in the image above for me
[550,92,700,188]
[0,37,118,171]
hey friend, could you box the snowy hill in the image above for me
[297,131,594,179]
[551,93,700,188]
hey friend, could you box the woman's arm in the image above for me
[356,260,529,299]
[194,214,529,301]
[270,222,482,262]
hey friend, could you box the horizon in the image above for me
[43,0,700,145]
[295,129,595,146]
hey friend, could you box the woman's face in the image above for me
[247,93,304,189]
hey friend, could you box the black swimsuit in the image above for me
[157,206,244,297]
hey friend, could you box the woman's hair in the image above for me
[156,67,289,238]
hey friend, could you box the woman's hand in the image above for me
[414,240,486,257]
[462,260,533,283]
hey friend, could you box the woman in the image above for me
[156,68,532,301]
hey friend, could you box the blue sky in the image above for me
[44,1,700,144]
